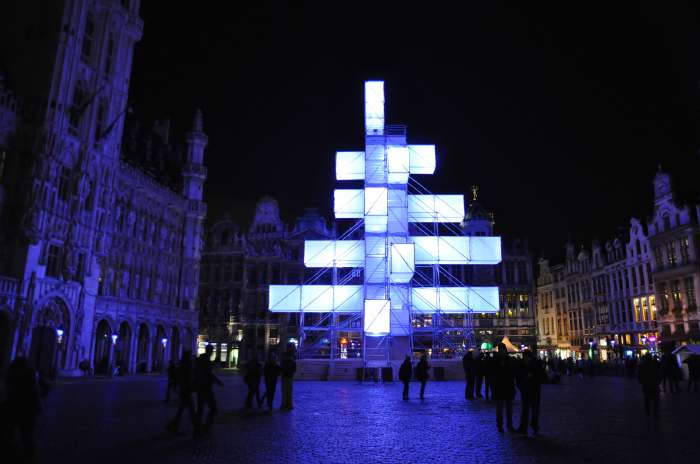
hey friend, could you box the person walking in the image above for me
[167,351,196,434]
[483,353,494,400]
[684,354,700,393]
[244,355,262,409]
[165,360,178,403]
[280,352,296,410]
[638,352,662,419]
[492,343,516,432]
[415,354,430,399]
[4,356,48,461]
[194,344,223,435]
[463,351,476,400]
[516,349,544,435]
[261,353,281,410]
[399,355,412,400]
[475,352,485,399]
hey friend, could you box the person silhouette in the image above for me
[638,353,662,419]
[280,352,297,410]
[194,344,223,435]
[167,351,196,434]
[4,356,48,461]
[244,355,262,409]
[463,351,476,400]
[415,354,430,399]
[492,343,516,432]
[261,353,281,410]
[399,355,413,400]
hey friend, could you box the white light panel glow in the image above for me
[407,194,464,222]
[269,285,363,313]
[336,151,365,180]
[408,145,436,174]
[387,146,410,184]
[390,243,415,283]
[334,189,364,218]
[304,240,365,268]
[364,299,390,335]
[411,287,499,313]
[365,81,385,135]
[469,236,502,264]
[364,187,388,216]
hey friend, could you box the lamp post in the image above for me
[161,338,168,373]
[53,327,64,379]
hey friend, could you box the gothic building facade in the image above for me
[0,0,206,376]
[536,169,700,359]
[200,193,536,370]
[198,199,334,366]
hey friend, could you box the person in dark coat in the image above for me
[244,355,263,409]
[516,349,544,435]
[492,343,516,432]
[684,354,700,392]
[415,354,430,399]
[662,353,680,394]
[261,353,281,410]
[4,356,48,461]
[280,352,297,409]
[463,351,476,400]
[483,353,494,400]
[399,355,413,400]
[475,352,485,399]
[165,360,178,403]
[194,344,223,434]
[167,351,196,434]
[638,353,662,418]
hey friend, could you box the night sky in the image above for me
[129,2,700,260]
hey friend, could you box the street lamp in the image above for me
[56,327,64,344]
[161,337,168,348]
[111,333,118,345]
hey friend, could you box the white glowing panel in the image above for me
[269,285,363,313]
[387,146,410,184]
[336,151,365,180]
[407,195,464,222]
[468,287,500,313]
[411,236,469,264]
[365,81,384,135]
[364,299,390,335]
[334,189,364,218]
[364,187,388,216]
[304,240,365,268]
[364,215,387,233]
[365,236,386,256]
[390,243,415,283]
[408,145,436,174]
[411,287,499,313]
[469,236,502,264]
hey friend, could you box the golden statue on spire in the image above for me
[471,185,479,202]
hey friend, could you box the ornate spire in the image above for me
[193,108,203,133]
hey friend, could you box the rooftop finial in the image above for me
[193,108,203,132]
[471,185,479,202]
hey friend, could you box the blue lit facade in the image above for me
[0,0,205,376]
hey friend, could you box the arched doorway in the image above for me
[93,319,111,375]
[114,321,132,374]
[170,326,180,363]
[136,323,150,372]
[0,310,13,375]
[28,298,70,377]
[152,324,166,372]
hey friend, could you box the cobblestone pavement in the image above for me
[30,373,700,464]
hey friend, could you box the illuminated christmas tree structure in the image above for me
[269,81,501,367]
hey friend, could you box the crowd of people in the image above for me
[2,342,698,458]
[398,344,546,434]
[164,345,298,437]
